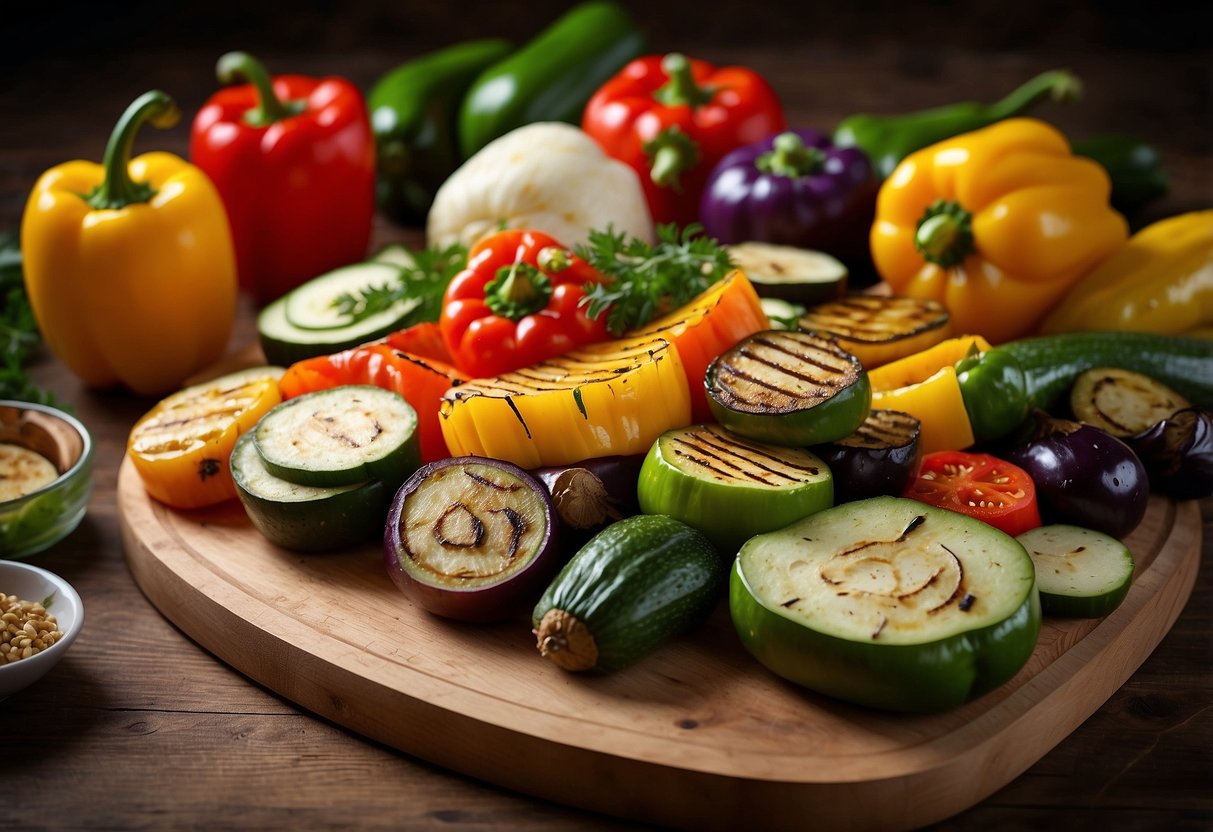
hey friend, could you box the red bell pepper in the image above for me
[190,51,376,306]
[438,229,611,378]
[581,52,787,227]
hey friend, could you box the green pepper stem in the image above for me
[756,132,826,178]
[85,90,180,211]
[484,262,553,320]
[216,51,305,128]
[987,69,1082,120]
[645,125,700,189]
[914,199,975,269]
[653,53,714,109]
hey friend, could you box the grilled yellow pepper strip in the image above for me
[868,335,992,454]
[439,334,691,469]
[1039,210,1213,336]
[870,118,1128,344]
[21,90,237,396]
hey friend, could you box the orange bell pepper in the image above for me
[870,118,1128,344]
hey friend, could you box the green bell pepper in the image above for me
[369,38,514,225]
[955,344,1030,443]
[456,0,645,159]
[833,68,1082,180]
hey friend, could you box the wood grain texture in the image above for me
[117,453,1201,831]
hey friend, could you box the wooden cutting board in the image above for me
[118,455,1201,831]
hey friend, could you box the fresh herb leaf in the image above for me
[333,242,468,327]
[575,223,735,335]
[0,229,58,407]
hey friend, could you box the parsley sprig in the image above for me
[333,242,468,327]
[0,229,57,406]
[576,223,735,336]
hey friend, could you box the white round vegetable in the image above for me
[426,122,655,251]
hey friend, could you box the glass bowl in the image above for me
[0,559,84,699]
[0,401,94,560]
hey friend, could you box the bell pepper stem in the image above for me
[484,262,553,320]
[653,53,714,109]
[645,126,700,189]
[987,69,1083,120]
[85,90,181,211]
[914,199,975,269]
[756,132,826,178]
[216,51,305,128]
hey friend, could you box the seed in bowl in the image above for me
[1,592,64,663]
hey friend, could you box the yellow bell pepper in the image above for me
[127,366,284,509]
[868,335,992,454]
[439,333,691,469]
[870,118,1128,344]
[21,90,237,396]
[1039,210,1213,336]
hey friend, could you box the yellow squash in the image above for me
[21,90,237,396]
[870,118,1128,344]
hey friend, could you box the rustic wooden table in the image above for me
[3,4,1211,829]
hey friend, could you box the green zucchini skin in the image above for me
[995,332,1213,413]
[457,1,645,159]
[532,514,725,674]
[1016,524,1135,619]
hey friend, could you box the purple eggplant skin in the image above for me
[532,454,645,532]
[383,455,560,623]
[699,128,879,271]
[1004,411,1150,539]
[813,410,923,505]
[1126,406,1213,500]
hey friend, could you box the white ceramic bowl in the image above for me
[0,560,84,699]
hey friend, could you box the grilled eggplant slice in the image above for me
[796,295,952,369]
[705,330,871,447]
[1069,366,1190,438]
[814,409,922,504]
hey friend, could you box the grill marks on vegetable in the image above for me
[667,423,821,486]
[797,296,949,346]
[711,331,859,414]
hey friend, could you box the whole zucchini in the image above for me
[532,514,725,674]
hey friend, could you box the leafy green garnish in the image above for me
[0,229,58,406]
[576,223,735,336]
[333,242,468,327]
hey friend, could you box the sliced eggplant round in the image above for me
[1016,524,1135,618]
[384,456,560,623]
[814,409,922,504]
[637,423,834,555]
[795,295,952,369]
[726,241,849,305]
[1070,366,1190,438]
[706,329,871,447]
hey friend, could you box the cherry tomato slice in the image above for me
[902,450,1042,537]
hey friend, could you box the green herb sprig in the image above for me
[576,223,735,336]
[333,242,468,327]
[0,229,58,406]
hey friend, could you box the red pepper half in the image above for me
[581,52,786,227]
[190,51,376,305]
[902,450,1042,537]
[438,229,611,378]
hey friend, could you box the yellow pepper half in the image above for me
[22,90,237,396]
[870,118,1128,344]
[1039,209,1213,336]
[868,335,992,454]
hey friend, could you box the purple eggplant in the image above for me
[384,455,560,623]
[532,454,645,532]
[1004,410,1150,539]
[699,129,878,271]
[1126,406,1213,500]
[814,409,922,504]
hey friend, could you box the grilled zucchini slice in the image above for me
[796,295,952,369]
[1069,366,1190,438]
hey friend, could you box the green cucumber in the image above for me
[730,495,1041,713]
[1016,524,1135,618]
[994,332,1213,413]
[532,514,725,674]
[257,261,421,365]
[230,431,388,552]
[252,385,420,489]
[636,423,833,556]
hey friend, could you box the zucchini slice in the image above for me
[637,423,834,555]
[253,385,420,489]
[1016,524,1135,618]
[726,241,848,305]
[1069,366,1190,438]
[814,409,922,504]
[230,431,388,552]
[730,495,1041,713]
[705,330,871,447]
[796,295,952,369]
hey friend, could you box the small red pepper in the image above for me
[439,229,611,378]
[190,51,376,306]
[581,52,787,227]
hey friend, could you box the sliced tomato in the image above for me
[902,450,1041,537]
